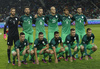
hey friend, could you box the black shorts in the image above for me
[7,34,19,46]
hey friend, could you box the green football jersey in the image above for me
[34,15,46,38]
[34,38,48,50]
[61,15,71,34]
[49,37,62,48]
[20,14,34,34]
[64,34,79,46]
[81,33,95,45]
[61,15,71,42]
[45,14,60,32]
[13,39,29,51]
[72,13,87,33]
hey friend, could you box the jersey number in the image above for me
[40,22,42,25]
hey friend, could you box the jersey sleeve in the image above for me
[71,15,75,21]
[44,38,48,45]
[59,37,62,43]
[14,42,19,49]
[58,14,62,22]
[82,36,87,44]
[4,17,9,34]
[92,33,95,43]
[84,15,87,22]
[34,39,38,48]
[19,16,23,23]
[76,34,79,47]
[25,39,29,46]
[51,40,56,47]
[45,15,49,24]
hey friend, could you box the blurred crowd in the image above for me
[0,0,100,22]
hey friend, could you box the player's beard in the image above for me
[25,12,30,16]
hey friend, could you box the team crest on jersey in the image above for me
[58,40,60,43]
[55,15,58,18]
[24,43,26,45]
[67,41,69,43]
[82,16,84,18]
[91,37,93,39]
[74,37,76,40]
[30,16,32,19]
[68,16,70,19]
[42,41,44,44]
[34,44,36,47]
[15,18,17,20]
[42,17,44,20]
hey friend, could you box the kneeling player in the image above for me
[64,28,80,62]
[31,32,49,64]
[49,31,65,63]
[80,28,97,60]
[12,32,29,66]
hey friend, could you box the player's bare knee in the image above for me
[31,50,34,55]
[50,50,54,54]
[12,52,16,56]
[46,49,49,53]
[93,46,97,51]
[61,48,65,52]
[81,46,84,51]
[27,50,30,54]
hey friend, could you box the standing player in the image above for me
[80,28,97,60]
[34,7,46,39]
[49,31,65,62]
[31,32,49,64]
[61,7,72,43]
[45,6,60,43]
[72,7,88,41]
[60,7,72,59]
[4,8,19,63]
[64,28,80,62]
[12,32,29,66]
[20,6,34,60]
[72,7,88,58]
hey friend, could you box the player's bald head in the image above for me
[50,6,56,14]
[50,6,55,10]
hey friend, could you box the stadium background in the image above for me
[0,0,100,69]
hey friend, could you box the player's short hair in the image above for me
[38,7,43,10]
[20,32,25,36]
[70,28,75,31]
[63,7,69,11]
[10,7,15,11]
[50,6,55,10]
[24,6,30,9]
[54,31,59,35]
[39,32,43,35]
[87,28,91,32]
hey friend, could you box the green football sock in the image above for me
[43,53,49,59]
[29,45,32,60]
[88,50,95,55]
[23,54,28,61]
[12,56,16,61]
[57,51,65,58]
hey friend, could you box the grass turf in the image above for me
[0,25,100,69]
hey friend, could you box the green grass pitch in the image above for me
[0,25,100,69]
